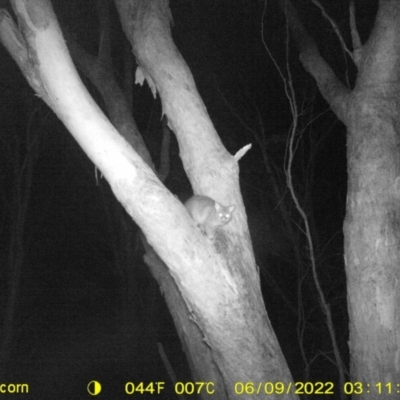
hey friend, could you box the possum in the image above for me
[184,195,236,238]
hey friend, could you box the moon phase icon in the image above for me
[87,380,102,396]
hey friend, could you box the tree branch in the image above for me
[311,0,355,63]
[277,0,351,124]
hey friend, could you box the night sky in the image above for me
[0,1,377,399]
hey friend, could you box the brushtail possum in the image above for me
[184,195,236,238]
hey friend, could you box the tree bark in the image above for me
[345,0,400,387]
[281,0,400,393]
[0,0,297,398]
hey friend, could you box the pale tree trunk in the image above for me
[281,0,400,394]
[0,1,297,398]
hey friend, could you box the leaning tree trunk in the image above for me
[0,0,297,398]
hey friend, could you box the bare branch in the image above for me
[277,0,351,124]
[311,0,355,63]
[349,0,362,65]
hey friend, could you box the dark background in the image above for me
[0,1,377,399]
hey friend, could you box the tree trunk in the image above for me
[344,1,400,386]
[0,0,297,398]
[281,0,400,394]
